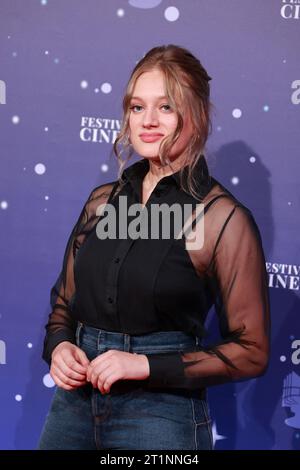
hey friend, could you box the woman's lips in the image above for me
[139,133,164,143]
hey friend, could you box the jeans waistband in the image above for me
[75,322,206,399]
[76,321,201,354]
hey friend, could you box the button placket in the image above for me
[105,238,136,320]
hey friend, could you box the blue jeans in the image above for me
[38,323,213,450]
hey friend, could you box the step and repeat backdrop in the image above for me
[0,0,299,450]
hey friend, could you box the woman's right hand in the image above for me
[50,341,90,390]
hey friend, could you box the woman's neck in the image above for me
[144,154,187,188]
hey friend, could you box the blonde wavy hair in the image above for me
[113,44,213,200]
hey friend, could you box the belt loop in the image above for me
[97,329,102,351]
[75,321,83,347]
[124,333,130,352]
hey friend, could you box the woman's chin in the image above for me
[139,155,161,162]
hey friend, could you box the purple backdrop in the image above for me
[0,0,299,450]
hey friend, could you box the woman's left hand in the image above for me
[86,350,150,394]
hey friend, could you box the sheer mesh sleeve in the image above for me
[145,203,270,389]
[42,183,116,365]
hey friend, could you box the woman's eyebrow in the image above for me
[130,95,168,101]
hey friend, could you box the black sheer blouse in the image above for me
[42,156,270,390]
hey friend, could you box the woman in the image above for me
[38,45,270,450]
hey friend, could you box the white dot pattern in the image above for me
[232,108,242,119]
[101,82,112,94]
[43,373,55,388]
[164,6,180,22]
[34,163,46,175]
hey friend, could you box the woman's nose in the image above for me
[142,107,158,127]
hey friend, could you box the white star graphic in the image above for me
[212,421,227,447]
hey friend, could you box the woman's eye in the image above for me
[130,105,143,112]
[161,104,172,112]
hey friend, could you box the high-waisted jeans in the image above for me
[38,322,213,450]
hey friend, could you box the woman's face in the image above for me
[128,68,194,163]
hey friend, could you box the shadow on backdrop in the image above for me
[207,141,299,450]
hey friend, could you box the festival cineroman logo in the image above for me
[80,116,121,144]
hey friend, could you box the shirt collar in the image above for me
[121,155,211,197]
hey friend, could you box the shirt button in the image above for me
[114,257,120,263]
[107,297,114,303]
